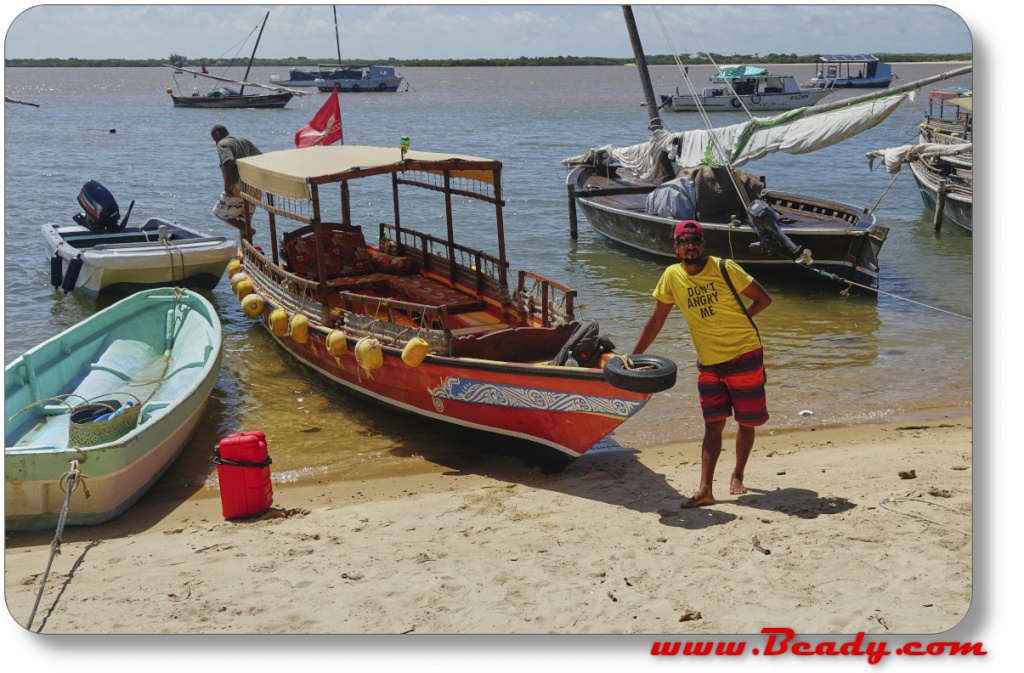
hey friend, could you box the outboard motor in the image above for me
[745,199,803,260]
[72,180,122,231]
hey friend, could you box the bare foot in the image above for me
[680,492,716,508]
[730,477,747,495]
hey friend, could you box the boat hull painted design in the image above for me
[262,317,651,458]
[5,289,223,531]
[569,166,887,288]
[43,217,237,298]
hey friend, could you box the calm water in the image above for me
[2,64,973,493]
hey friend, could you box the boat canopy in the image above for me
[715,65,768,80]
[237,145,499,201]
[947,96,973,111]
[815,54,881,64]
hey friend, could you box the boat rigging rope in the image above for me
[652,6,757,123]
[867,167,905,216]
[650,6,758,214]
[27,460,88,632]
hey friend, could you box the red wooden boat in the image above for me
[231,144,675,465]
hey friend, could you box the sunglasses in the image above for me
[675,236,704,246]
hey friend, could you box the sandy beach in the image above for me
[5,412,973,640]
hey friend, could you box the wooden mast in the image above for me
[622,5,663,132]
[333,5,342,65]
[239,11,270,95]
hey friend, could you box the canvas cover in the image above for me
[563,93,908,181]
[866,142,973,174]
[238,146,499,201]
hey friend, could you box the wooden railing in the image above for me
[379,223,508,297]
[517,270,576,327]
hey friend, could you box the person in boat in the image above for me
[632,220,772,508]
[210,124,260,237]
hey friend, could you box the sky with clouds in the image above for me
[4,3,974,62]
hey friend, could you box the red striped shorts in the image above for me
[696,348,769,426]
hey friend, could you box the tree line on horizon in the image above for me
[5,52,971,69]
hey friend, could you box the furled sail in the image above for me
[865,142,973,174]
[563,93,909,182]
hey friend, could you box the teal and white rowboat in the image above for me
[5,288,223,531]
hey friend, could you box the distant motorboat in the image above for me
[274,7,405,93]
[314,65,405,93]
[661,65,834,113]
[804,55,896,89]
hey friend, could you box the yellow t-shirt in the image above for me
[653,256,762,365]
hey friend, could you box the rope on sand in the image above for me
[878,496,970,536]
[27,460,89,631]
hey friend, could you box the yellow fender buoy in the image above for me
[230,271,248,293]
[354,337,384,378]
[227,259,242,278]
[326,329,348,363]
[401,337,430,367]
[240,293,265,318]
[235,277,253,300]
[269,308,289,336]
[289,314,309,344]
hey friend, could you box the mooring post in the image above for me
[933,180,947,232]
[567,183,579,239]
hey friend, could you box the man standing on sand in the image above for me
[210,124,260,237]
[633,220,772,508]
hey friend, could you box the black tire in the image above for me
[603,354,677,394]
[750,93,761,105]
[351,84,360,92]
[731,97,742,109]
[378,82,386,91]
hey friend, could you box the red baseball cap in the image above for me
[674,220,703,240]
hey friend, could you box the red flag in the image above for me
[294,85,343,148]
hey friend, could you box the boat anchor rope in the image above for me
[794,262,972,321]
[26,460,89,632]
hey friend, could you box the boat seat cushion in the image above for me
[284,230,375,280]
[371,252,419,276]
[387,275,480,312]
[325,272,394,292]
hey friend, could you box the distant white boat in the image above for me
[273,6,405,93]
[661,65,833,112]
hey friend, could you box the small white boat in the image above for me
[314,65,404,93]
[661,66,833,113]
[5,288,223,531]
[44,180,237,298]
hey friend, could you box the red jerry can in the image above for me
[214,431,273,520]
